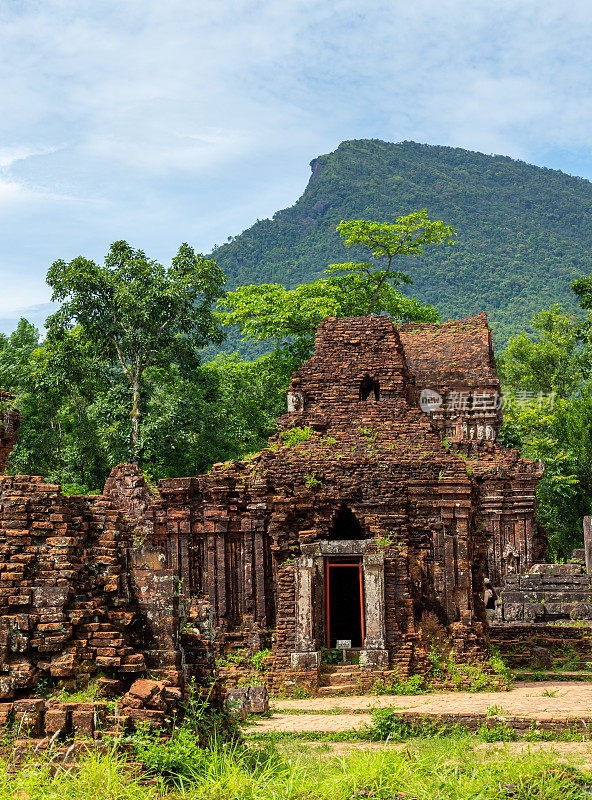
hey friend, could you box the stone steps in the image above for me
[318,664,361,695]
[317,684,358,696]
[320,670,360,684]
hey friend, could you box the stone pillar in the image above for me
[584,516,592,575]
[290,556,320,670]
[360,553,389,667]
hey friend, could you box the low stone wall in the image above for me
[495,559,592,624]
[384,710,592,736]
[0,698,169,740]
[489,623,592,667]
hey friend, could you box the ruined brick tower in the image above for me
[150,314,544,693]
[0,315,545,703]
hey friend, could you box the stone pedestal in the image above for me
[360,648,389,667]
[291,556,321,672]
[362,552,386,650]
[293,556,317,652]
[290,650,321,670]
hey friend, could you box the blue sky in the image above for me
[1,0,592,331]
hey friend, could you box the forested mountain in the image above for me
[213,139,592,345]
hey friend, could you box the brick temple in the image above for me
[0,314,550,705]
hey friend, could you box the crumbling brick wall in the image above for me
[0,468,184,702]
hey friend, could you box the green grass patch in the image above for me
[4,729,592,799]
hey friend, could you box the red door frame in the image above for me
[324,557,365,647]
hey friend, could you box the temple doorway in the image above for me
[325,557,365,647]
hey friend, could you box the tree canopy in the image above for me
[46,241,225,463]
[219,214,448,358]
[499,276,592,558]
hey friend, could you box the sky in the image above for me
[1,0,592,332]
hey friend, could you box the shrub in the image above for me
[371,673,427,696]
[366,708,414,741]
[321,649,343,666]
[130,681,242,785]
[251,648,271,672]
[304,474,321,489]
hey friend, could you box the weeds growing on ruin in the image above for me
[127,680,241,786]
[303,473,322,489]
[251,648,271,672]
[371,673,426,696]
[279,426,315,447]
[422,616,513,692]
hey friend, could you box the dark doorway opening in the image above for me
[325,558,365,648]
[329,506,363,540]
[359,374,380,401]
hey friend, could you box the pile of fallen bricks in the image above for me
[0,678,181,742]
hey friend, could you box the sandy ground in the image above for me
[247,681,592,734]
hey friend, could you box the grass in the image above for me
[3,735,592,799]
[8,676,592,799]
[248,706,592,746]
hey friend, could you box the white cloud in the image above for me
[0,0,592,320]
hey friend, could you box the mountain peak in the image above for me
[213,138,592,346]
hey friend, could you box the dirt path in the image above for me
[248,682,592,734]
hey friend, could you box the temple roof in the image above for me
[399,313,498,390]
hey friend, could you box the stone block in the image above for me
[95,656,121,668]
[225,689,249,719]
[360,649,390,667]
[96,677,123,697]
[32,586,70,608]
[126,708,167,728]
[246,686,269,714]
[71,708,94,737]
[502,602,523,622]
[13,698,44,736]
[44,708,68,736]
[290,651,321,670]
[530,647,553,670]
[0,702,12,730]
[523,603,545,622]
[50,652,77,677]
[570,602,592,620]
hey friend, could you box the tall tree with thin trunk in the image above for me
[220,211,454,354]
[46,241,225,465]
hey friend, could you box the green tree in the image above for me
[335,215,455,313]
[498,305,582,398]
[499,296,592,558]
[219,213,450,355]
[0,318,38,393]
[3,324,112,488]
[46,241,225,464]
